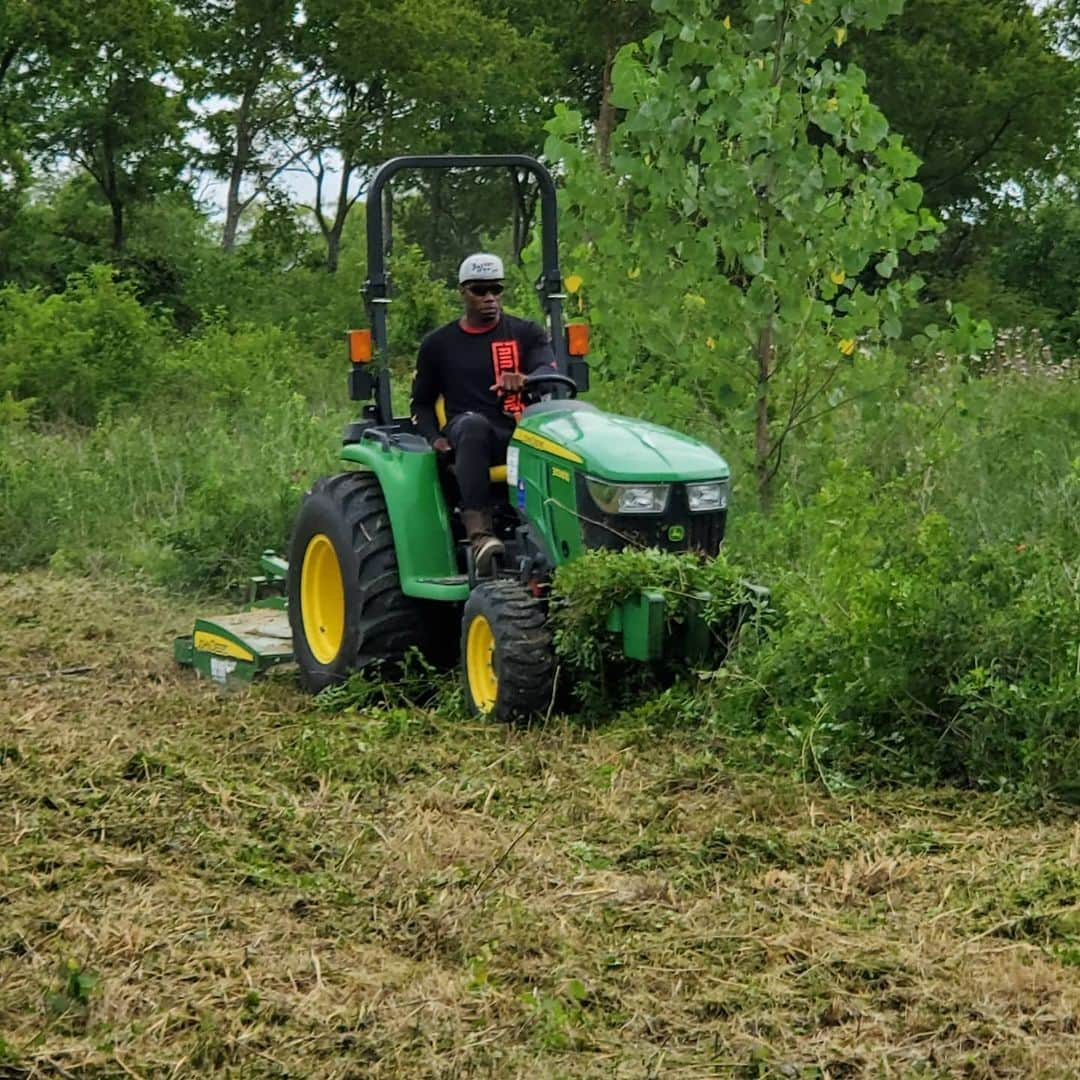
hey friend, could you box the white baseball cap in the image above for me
[458,252,505,283]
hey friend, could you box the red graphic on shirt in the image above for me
[492,339,523,417]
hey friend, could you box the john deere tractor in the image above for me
[287,153,742,720]
[177,155,743,718]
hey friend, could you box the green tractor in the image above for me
[288,154,739,720]
[177,154,751,717]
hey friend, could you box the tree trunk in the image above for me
[509,169,538,264]
[325,228,342,274]
[102,116,124,252]
[222,132,252,252]
[222,85,259,253]
[104,162,124,252]
[109,197,124,252]
[754,321,774,510]
[323,160,355,274]
[595,44,617,169]
[221,168,245,253]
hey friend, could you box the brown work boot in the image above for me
[462,508,504,576]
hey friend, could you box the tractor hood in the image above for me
[515,406,729,483]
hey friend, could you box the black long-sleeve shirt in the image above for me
[410,314,556,442]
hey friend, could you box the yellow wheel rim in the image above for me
[466,614,498,712]
[300,533,345,664]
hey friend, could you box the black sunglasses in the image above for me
[465,282,504,297]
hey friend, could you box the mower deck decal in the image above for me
[512,429,584,464]
[193,631,255,663]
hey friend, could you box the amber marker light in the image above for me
[347,329,372,363]
[566,323,590,356]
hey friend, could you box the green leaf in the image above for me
[742,252,765,275]
[609,44,646,109]
[875,251,897,278]
[545,104,583,138]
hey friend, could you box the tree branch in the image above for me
[924,110,1014,195]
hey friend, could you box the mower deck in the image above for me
[174,609,293,685]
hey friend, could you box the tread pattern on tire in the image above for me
[462,580,556,722]
[289,471,428,691]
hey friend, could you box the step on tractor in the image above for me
[176,155,762,719]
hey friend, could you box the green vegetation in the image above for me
[545,349,1078,798]
[0,0,1076,795]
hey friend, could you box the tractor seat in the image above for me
[435,396,508,484]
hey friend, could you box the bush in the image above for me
[722,457,1080,798]
[153,318,338,411]
[0,265,165,424]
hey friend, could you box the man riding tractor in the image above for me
[175,156,759,712]
[410,252,556,574]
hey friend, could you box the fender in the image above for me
[340,435,469,601]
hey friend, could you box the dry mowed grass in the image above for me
[2,572,1080,1078]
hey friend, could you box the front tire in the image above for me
[461,581,555,722]
[287,472,427,692]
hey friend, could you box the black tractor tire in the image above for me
[460,580,556,723]
[287,471,428,693]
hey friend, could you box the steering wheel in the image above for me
[522,371,578,401]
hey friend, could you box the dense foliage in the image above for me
[0,0,1077,798]
[0,0,1076,332]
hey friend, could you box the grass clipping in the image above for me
[6,570,1080,1078]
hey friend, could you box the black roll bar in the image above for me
[361,155,567,425]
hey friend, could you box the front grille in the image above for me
[575,476,726,557]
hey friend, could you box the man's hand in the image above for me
[432,436,452,454]
[490,370,526,394]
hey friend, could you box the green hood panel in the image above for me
[517,408,729,482]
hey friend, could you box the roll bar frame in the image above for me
[360,155,567,425]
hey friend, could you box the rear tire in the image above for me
[288,472,428,693]
[461,581,556,723]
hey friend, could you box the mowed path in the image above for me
[2,572,1079,1078]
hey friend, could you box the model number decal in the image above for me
[551,466,570,482]
[194,631,254,662]
[511,428,584,464]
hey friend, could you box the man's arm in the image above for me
[410,339,442,443]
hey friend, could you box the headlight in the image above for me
[686,480,729,512]
[586,477,670,514]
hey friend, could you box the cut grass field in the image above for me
[3,571,1080,1078]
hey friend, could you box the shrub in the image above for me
[0,265,165,424]
[386,243,457,363]
[724,460,1080,797]
[152,318,337,411]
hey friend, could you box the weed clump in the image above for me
[548,547,772,713]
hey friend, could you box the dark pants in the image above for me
[445,411,514,510]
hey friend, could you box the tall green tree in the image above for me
[840,0,1080,336]
[512,0,658,166]
[29,0,189,252]
[181,0,301,252]
[547,0,958,504]
[296,0,555,272]
[986,175,1080,351]
[0,0,39,227]
[846,0,1080,222]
